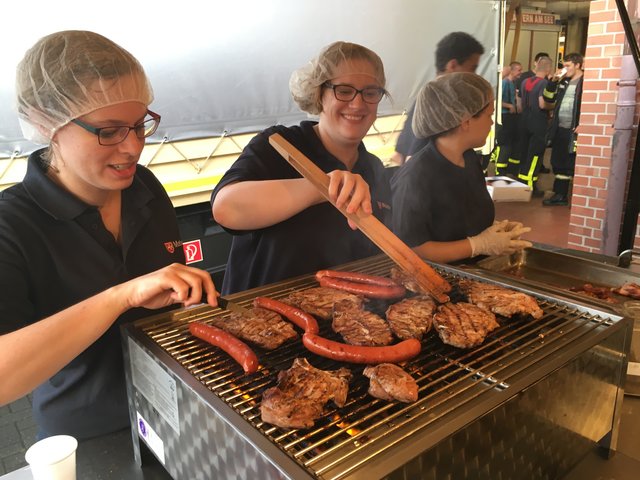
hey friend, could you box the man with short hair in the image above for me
[495,61,522,176]
[515,51,552,174]
[391,31,485,165]
[517,55,554,193]
[515,51,549,93]
[543,53,584,206]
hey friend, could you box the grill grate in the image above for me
[137,256,615,479]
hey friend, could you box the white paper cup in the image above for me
[25,435,77,480]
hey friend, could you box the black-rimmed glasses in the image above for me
[71,110,161,146]
[323,82,386,104]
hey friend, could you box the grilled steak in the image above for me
[260,358,352,429]
[458,279,544,319]
[390,267,425,295]
[612,282,640,300]
[385,296,436,340]
[260,389,324,430]
[571,283,618,303]
[433,302,499,349]
[282,287,363,320]
[332,300,393,346]
[363,363,418,403]
[211,307,297,350]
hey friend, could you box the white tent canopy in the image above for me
[0,0,499,157]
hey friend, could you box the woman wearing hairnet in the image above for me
[211,41,392,294]
[0,31,218,437]
[391,72,531,263]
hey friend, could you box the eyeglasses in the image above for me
[323,82,386,104]
[71,110,161,146]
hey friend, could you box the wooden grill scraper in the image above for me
[269,132,451,303]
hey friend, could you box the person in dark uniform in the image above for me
[543,53,584,206]
[391,73,532,263]
[211,41,392,294]
[514,51,549,94]
[0,31,218,438]
[517,56,555,193]
[391,32,485,166]
[515,51,551,173]
[495,61,522,176]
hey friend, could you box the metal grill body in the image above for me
[121,256,632,479]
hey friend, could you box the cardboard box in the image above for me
[486,176,532,202]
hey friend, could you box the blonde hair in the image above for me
[289,41,386,115]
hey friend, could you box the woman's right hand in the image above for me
[118,263,218,310]
[326,170,372,229]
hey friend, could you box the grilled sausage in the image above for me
[253,297,319,334]
[188,322,259,374]
[316,270,400,287]
[302,333,421,364]
[317,276,406,300]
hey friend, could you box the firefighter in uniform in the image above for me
[495,61,522,176]
[542,53,584,206]
[517,56,555,193]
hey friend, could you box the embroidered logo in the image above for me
[164,240,183,254]
[183,239,203,264]
[377,201,391,210]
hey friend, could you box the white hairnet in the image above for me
[412,72,493,138]
[290,41,386,115]
[16,30,153,145]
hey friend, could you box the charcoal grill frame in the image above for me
[122,255,632,479]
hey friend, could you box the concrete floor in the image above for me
[492,163,571,249]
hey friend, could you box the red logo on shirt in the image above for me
[164,240,183,254]
[183,240,203,264]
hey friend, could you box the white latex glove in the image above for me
[468,220,533,257]
[495,219,524,233]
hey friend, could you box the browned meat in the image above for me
[390,267,426,295]
[570,283,618,303]
[363,363,418,403]
[612,282,640,300]
[282,287,363,320]
[385,296,436,340]
[458,279,544,319]
[433,302,499,349]
[332,300,393,346]
[211,307,297,350]
[260,389,324,429]
[390,267,451,303]
[260,358,352,429]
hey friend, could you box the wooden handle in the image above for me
[268,133,451,302]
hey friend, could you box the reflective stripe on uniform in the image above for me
[518,154,540,188]
[555,174,573,180]
[508,158,520,165]
[491,146,500,162]
[543,88,556,103]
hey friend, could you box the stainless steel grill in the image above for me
[122,255,632,480]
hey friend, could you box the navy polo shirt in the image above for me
[211,121,392,295]
[0,149,185,439]
[391,140,494,248]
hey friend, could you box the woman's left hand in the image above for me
[326,170,372,229]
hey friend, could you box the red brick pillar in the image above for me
[569,0,627,252]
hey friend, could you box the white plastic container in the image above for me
[485,176,532,202]
[25,435,77,480]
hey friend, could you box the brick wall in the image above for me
[569,0,631,251]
